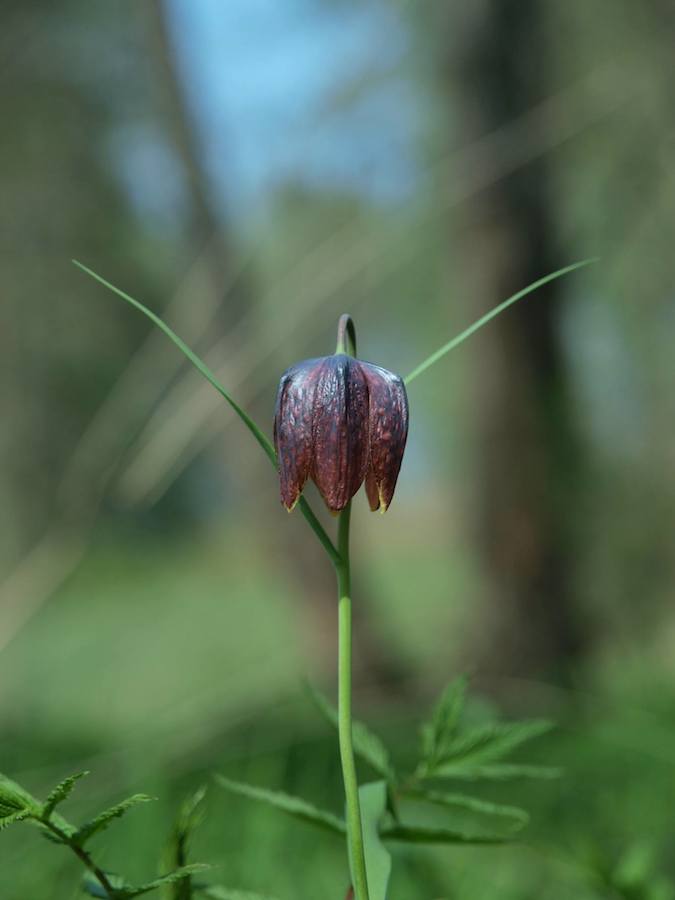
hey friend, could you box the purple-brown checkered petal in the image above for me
[361,362,408,512]
[310,355,370,512]
[273,358,321,510]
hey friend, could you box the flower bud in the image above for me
[273,323,408,514]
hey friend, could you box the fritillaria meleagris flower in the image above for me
[273,330,408,514]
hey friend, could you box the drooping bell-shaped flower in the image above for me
[273,315,408,513]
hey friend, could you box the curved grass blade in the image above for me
[215,775,346,836]
[405,258,598,384]
[73,261,340,567]
[406,788,529,832]
[198,889,280,900]
[430,762,562,781]
[380,822,510,845]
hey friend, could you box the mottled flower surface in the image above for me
[274,353,408,513]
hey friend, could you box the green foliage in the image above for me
[430,762,562,781]
[305,677,553,846]
[1,770,206,900]
[42,771,89,818]
[420,675,468,768]
[408,788,528,831]
[403,258,598,384]
[83,865,210,899]
[379,823,510,845]
[197,888,281,900]
[357,782,391,900]
[215,775,346,836]
[160,786,207,900]
[416,678,558,784]
[305,683,396,781]
[74,794,154,846]
[0,775,42,832]
[73,260,340,568]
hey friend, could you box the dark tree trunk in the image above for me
[443,4,587,675]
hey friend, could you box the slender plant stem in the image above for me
[336,502,369,900]
[43,819,117,897]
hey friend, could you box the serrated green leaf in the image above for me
[122,865,210,899]
[436,719,553,768]
[409,789,529,831]
[380,822,510,845]
[357,782,391,900]
[430,762,562,781]
[0,809,33,831]
[42,771,89,818]
[420,677,467,766]
[215,775,345,836]
[74,794,153,845]
[197,888,281,900]
[0,774,41,818]
[306,683,395,781]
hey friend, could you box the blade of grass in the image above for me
[73,260,340,567]
[404,258,598,384]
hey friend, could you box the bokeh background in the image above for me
[1,2,674,897]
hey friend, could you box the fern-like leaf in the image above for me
[436,719,553,767]
[420,676,467,767]
[74,794,154,846]
[42,771,89,818]
[0,809,33,831]
[122,865,210,899]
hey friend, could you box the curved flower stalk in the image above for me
[73,256,596,900]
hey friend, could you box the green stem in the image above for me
[336,502,369,900]
[43,819,117,898]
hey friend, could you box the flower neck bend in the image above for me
[336,314,357,357]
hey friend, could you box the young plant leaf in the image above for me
[406,788,529,832]
[198,888,281,900]
[160,785,207,900]
[74,794,154,845]
[122,865,210,899]
[430,762,562,781]
[420,676,467,767]
[0,774,40,818]
[435,719,554,768]
[215,775,346,836]
[357,782,391,900]
[0,809,33,831]
[404,258,598,384]
[42,771,89,818]
[306,683,395,781]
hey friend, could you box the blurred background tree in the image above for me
[1,2,674,898]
